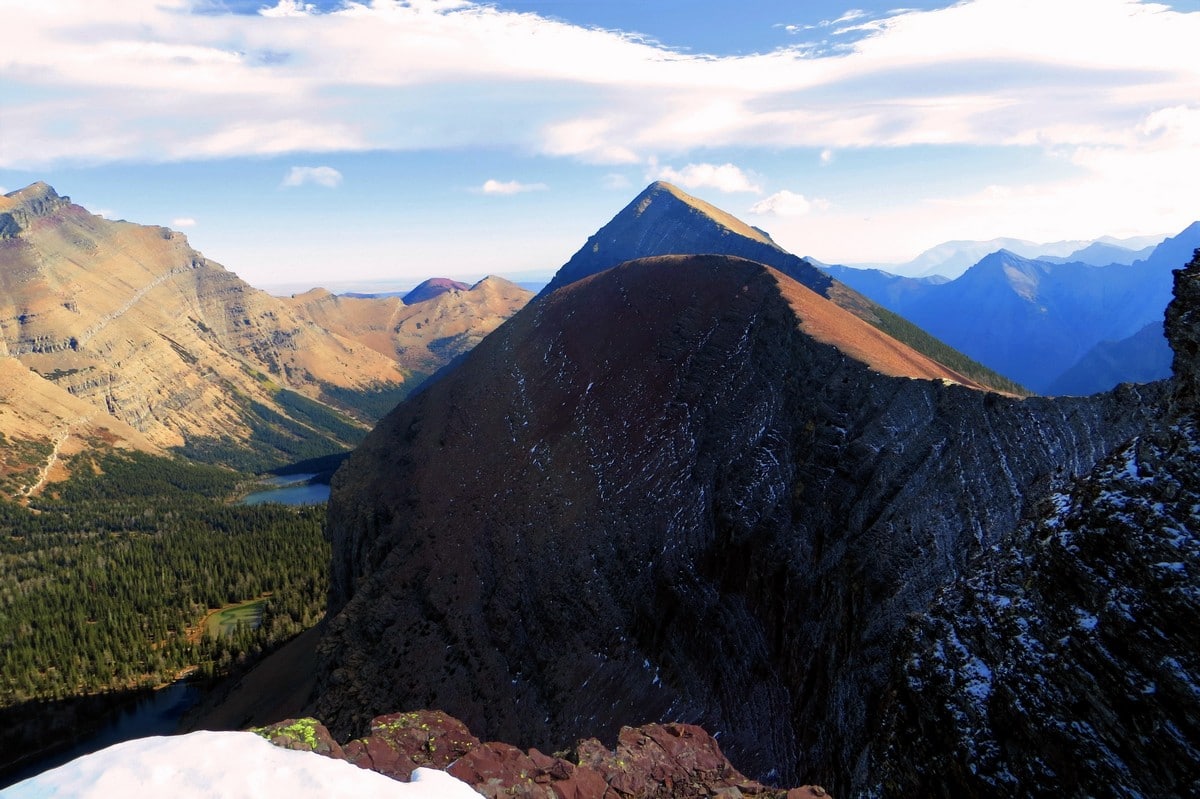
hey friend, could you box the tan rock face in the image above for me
[0,182,531,487]
[282,275,532,376]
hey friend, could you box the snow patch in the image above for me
[2,730,479,799]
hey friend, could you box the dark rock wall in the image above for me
[869,250,1200,797]
[318,256,1158,793]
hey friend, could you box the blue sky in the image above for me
[2,0,1200,290]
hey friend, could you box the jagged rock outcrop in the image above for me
[316,254,1157,791]
[869,251,1200,796]
[256,710,833,799]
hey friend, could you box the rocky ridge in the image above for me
[542,182,1022,395]
[869,250,1200,796]
[316,253,1158,792]
[0,183,400,455]
[256,710,832,799]
[283,275,531,377]
[0,182,531,485]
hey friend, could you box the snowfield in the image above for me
[2,730,480,799]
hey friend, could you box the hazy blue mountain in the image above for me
[1040,240,1157,266]
[1046,322,1172,396]
[822,265,947,307]
[848,232,1166,279]
[821,221,1200,393]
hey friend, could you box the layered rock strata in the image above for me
[869,251,1200,796]
[317,255,1157,791]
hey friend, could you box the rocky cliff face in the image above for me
[869,250,1200,796]
[316,254,1156,791]
[0,183,530,485]
[0,183,402,460]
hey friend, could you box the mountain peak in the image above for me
[541,183,807,299]
[403,277,471,306]
[0,181,70,237]
[635,181,777,247]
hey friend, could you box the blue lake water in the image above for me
[239,474,331,506]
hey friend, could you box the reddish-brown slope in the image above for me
[769,269,989,388]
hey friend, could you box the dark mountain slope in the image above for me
[872,251,1200,797]
[315,254,1155,791]
[543,182,1023,395]
[1047,321,1171,396]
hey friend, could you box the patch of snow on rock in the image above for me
[1,730,480,799]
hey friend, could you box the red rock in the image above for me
[343,709,480,780]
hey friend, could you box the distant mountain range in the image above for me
[845,233,1167,279]
[0,183,530,490]
[825,222,1200,393]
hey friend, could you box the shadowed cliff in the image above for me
[870,251,1200,796]
[316,254,1157,791]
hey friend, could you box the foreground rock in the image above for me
[316,254,1156,792]
[256,710,832,799]
[869,250,1200,796]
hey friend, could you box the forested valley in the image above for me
[0,451,329,707]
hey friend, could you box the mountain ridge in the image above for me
[0,182,532,486]
[824,224,1200,393]
[542,181,1023,395]
[314,251,1156,791]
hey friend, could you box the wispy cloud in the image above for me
[4,0,1197,167]
[652,162,761,194]
[479,179,548,195]
[281,166,343,188]
[3,0,1199,264]
[749,190,828,217]
[172,217,198,228]
[259,0,318,18]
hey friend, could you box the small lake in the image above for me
[238,473,331,506]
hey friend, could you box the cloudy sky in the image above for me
[2,0,1199,290]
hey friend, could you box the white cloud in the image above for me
[480,179,548,195]
[259,0,317,17]
[820,149,834,165]
[749,190,828,217]
[281,166,343,188]
[2,0,1200,267]
[653,162,761,193]
[3,0,1198,168]
[171,217,197,227]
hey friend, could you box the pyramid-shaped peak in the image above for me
[541,182,798,297]
[633,181,776,247]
